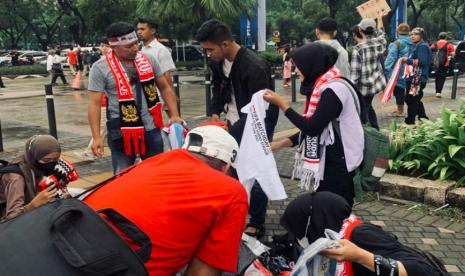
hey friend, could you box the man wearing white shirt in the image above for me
[137,18,176,90]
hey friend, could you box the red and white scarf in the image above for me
[292,67,342,191]
[106,49,164,156]
[334,214,363,276]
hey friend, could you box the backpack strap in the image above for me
[323,78,363,142]
[0,161,23,177]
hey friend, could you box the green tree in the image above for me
[136,0,255,40]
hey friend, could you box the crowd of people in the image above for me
[0,14,454,276]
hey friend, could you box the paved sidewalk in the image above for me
[2,76,465,274]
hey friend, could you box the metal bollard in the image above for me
[173,74,181,116]
[0,119,3,152]
[451,65,459,100]
[45,84,58,139]
[270,73,276,91]
[291,66,297,103]
[205,73,211,116]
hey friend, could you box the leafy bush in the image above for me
[0,64,47,76]
[389,99,465,186]
[258,50,282,68]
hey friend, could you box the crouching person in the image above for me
[0,135,61,221]
[84,125,248,275]
[281,192,448,276]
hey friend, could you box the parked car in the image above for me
[18,51,47,65]
[171,45,204,62]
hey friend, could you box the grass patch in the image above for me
[409,203,465,222]
[0,64,47,76]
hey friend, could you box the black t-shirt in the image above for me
[350,223,442,276]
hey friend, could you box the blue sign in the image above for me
[390,0,406,39]
[240,5,258,49]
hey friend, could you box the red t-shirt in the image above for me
[67,50,77,65]
[431,40,455,67]
[84,149,248,275]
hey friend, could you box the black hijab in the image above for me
[280,191,351,244]
[290,43,339,95]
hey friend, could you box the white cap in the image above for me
[182,125,239,168]
[358,18,376,31]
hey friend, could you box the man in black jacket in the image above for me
[195,19,279,238]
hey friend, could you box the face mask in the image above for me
[36,161,57,175]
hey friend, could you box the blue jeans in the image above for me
[108,128,164,174]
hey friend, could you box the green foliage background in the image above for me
[2,0,465,50]
[389,99,465,186]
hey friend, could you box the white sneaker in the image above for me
[73,151,95,161]
[436,93,442,98]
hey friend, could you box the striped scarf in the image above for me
[292,67,342,191]
[106,49,164,156]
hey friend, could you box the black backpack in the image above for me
[433,42,449,68]
[0,160,23,176]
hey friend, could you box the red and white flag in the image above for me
[380,59,402,104]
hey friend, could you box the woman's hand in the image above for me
[27,185,58,210]
[319,239,368,263]
[270,138,293,152]
[263,89,289,111]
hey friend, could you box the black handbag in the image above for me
[0,198,151,276]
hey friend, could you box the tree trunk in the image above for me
[441,5,447,31]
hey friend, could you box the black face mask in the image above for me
[36,161,57,175]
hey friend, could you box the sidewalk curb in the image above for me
[3,74,48,79]
[380,173,461,208]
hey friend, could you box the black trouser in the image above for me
[435,66,448,94]
[405,81,428,124]
[316,148,355,207]
[362,94,379,130]
[0,74,4,87]
[393,86,406,106]
[51,70,67,84]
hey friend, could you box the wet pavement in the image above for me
[2,74,465,274]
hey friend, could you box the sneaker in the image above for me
[435,93,442,98]
[73,151,95,161]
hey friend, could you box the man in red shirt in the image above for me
[67,47,78,75]
[431,32,455,97]
[84,125,248,275]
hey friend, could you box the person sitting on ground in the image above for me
[281,192,448,276]
[84,125,248,275]
[314,17,350,76]
[0,135,60,221]
[263,43,364,206]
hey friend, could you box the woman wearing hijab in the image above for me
[281,192,447,276]
[263,43,364,206]
[0,135,61,221]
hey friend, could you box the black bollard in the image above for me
[291,66,297,103]
[0,119,3,152]
[205,73,211,116]
[451,64,459,100]
[271,73,276,91]
[45,84,58,139]
[173,74,181,116]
